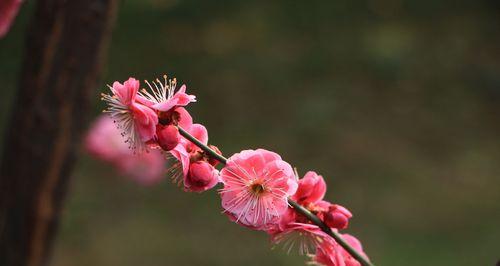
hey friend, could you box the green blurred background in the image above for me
[1,0,500,265]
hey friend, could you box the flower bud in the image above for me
[157,125,179,151]
[323,204,352,230]
[185,161,219,192]
[293,171,326,205]
[208,145,223,166]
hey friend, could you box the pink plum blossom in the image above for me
[101,77,158,151]
[138,75,196,112]
[85,115,165,185]
[0,0,22,38]
[220,149,298,230]
[101,75,196,153]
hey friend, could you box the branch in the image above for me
[177,126,374,266]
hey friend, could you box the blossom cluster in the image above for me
[89,75,370,266]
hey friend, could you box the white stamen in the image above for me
[101,87,146,152]
[273,227,326,255]
[221,163,289,227]
[138,75,178,105]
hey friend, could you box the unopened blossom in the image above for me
[157,106,193,149]
[312,233,369,266]
[101,77,158,151]
[323,204,352,230]
[220,149,298,230]
[185,161,219,192]
[292,171,327,205]
[0,0,23,38]
[85,115,165,185]
[156,124,180,151]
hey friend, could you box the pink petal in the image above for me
[136,94,155,107]
[256,148,282,161]
[170,144,190,177]
[220,163,253,184]
[262,160,296,195]
[228,149,274,176]
[294,171,327,204]
[132,103,158,141]
[172,85,196,106]
[174,107,193,129]
[187,123,208,145]
[152,98,178,112]
[113,78,139,105]
[177,84,187,93]
[221,188,247,213]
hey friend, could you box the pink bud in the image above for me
[323,204,352,230]
[157,125,179,151]
[185,161,219,192]
[293,171,327,204]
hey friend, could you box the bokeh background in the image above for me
[1,0,500,265]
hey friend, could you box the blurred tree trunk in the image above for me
[0,0,118,266]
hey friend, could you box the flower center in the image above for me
[250,183,265,195]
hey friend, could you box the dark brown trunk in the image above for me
[0,0,118,265]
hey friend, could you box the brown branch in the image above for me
[0,0,118,265]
